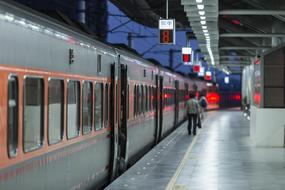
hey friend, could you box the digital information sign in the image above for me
[205,71,212,80]
[198,67,205,77]
[182,47,192,65]
[159,19,175,44]
[193,65,200,73]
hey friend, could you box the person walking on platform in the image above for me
[186,93,199,135]
[197,92,208,128]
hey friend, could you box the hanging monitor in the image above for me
[182,47,192,65]
[198,67,205,77]
[193,65,200,73]
[159,19,175,44]
[205,71,212,80]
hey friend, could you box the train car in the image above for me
[0,1,212,190]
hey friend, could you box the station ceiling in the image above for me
[110,0,285,73]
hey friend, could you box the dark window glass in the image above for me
[163,89,167,108]
[67,81,80,139]
[116,84,118,123]
[145,86,148,112]
[149,86,151,111]
[152,87,156,110]
[105,84,109,127]
[137,85,140,114]
[8,76,18,157]
[149,86,151,110]
[24,77,44,152]
[95,83,103,130]
[141,85,144,113]
[134,85,137,116]
[48,79,64,145]
[138,85,142,114]
[82,82,92,134]
[97,54,102,73]
[127,84,130,119]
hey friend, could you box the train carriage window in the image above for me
[23,77,44,152]
[163,89,167,108]
[141,85,144,113]
[168,89,171,106]
[149,87,152,111]
[152,87,156,110]
[169,89,172,106]
[48,79,64,145]
[97,54,102,73]
[136,85,140,115]
[105,84,109,127]
[134,85,136,117]
[141,85,145,113]
[148,86,151,111]
[67,81,80,139]
[95,83,103,130]
[82,82,93,134]
[138,85,142,114]
[145,86,148,112]
[8,76,18,157]
[127,84,130,119]
[116,83,118,123]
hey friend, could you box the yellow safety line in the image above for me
[165,129,201,190]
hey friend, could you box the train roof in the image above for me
[2,0,210,84]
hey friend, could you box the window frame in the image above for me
[82,81,93,135]
[137,85,140,114]
[67,80,81,139]
[127,84,130,119]
[104,83,109,127]
[7,74,19,158]
[23,76,44,153]
[145,85,148,112]
[97,54,102,74]
[94,82,104,131]
[47,78,64,145]
[134,85,137,117]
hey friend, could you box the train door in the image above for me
[110,63,119,180]
[174,80,179,128]
[155,75,164,143]
[118,63,128,172]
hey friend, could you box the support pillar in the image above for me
[77,0,86,23]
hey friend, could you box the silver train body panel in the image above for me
[0,1,209,189]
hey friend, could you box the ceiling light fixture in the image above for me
[197,4,204,10]
[200,16,206,20]
[200,20,206,25]
[199,11,205,15]
[196,0,203,3]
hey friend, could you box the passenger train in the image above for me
[0,1,217,189]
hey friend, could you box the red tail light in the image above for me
[206,92,220,104]
[164,93,171,99]
[235,94,241,101]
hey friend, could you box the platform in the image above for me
[106,109,285,190]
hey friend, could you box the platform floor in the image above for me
[106,109,285,190]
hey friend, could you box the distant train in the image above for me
[0,1,218,189]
